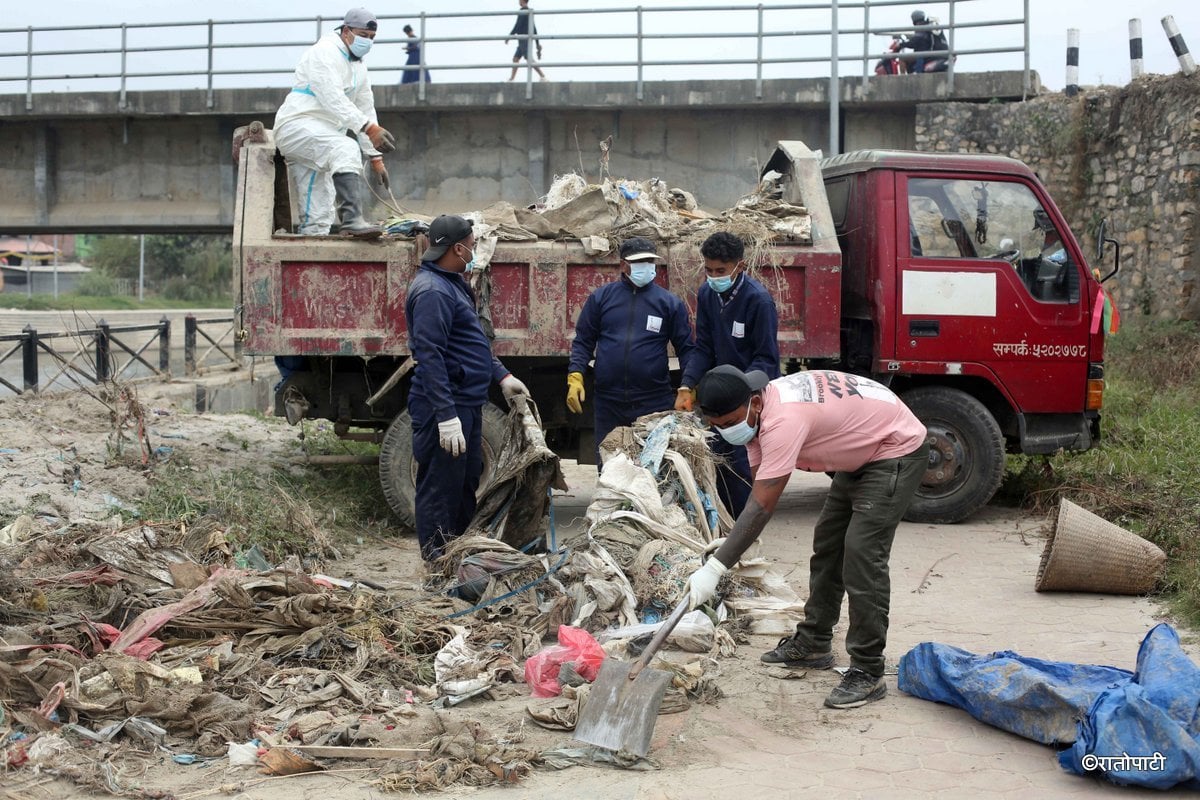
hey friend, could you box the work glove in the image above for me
[437,417,466,457]
[675,386,695,412]
[363,122,396,153]
[499,374,530,407]
[684,556,728,611]
[369,156,389,190]
[566,371,586,414]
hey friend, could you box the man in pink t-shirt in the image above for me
[684,365,929,709]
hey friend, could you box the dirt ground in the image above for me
[0,376,1192,799]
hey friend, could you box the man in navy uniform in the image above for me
[678,231,780,516]
[405,215,530,560]
[566,237,696,464]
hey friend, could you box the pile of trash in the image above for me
[385,168,813,276]
[0,405,800,795]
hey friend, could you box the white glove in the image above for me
[685,557,728,611]
[499,374,530,407]
[437,417,466,457]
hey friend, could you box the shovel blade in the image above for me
[573,657,673,757]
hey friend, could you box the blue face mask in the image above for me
[629,263,656,287]
[707,275,733,293]
[717,402,758,445]
[349,35,373,58]
[458,245,476,273]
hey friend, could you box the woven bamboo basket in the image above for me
[1035,499,1166,594]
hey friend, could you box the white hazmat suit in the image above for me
[275,32,383,235]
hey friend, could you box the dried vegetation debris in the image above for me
[1,391,798,796]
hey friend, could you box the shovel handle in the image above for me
[627,596,691,681]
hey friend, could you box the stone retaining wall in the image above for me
[916,73,1200,321]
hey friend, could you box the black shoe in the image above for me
[824,667,887,709]
[760,637,834,669]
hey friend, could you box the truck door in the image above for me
[896,175,1089,414]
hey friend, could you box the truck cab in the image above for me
[817,148,1107,522]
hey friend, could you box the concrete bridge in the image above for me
[0,71,1035,233]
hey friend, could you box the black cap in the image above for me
[619,236,665,262]
[421,215,473,261]
[697,365,770,416]
[911,9,927,24]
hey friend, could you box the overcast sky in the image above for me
[3,0,1198,92]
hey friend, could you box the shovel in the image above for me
[573,596,690,756]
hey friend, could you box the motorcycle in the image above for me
[874,36,907,76]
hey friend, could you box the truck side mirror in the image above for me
[1095,218,1121,284]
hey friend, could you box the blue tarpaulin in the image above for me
[898,623,1200,789]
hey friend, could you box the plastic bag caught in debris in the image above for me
[524,625,605,698]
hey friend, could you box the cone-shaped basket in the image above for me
[1035,499,1166,594]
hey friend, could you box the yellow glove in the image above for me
[566,372,586,414]
[675,386,695,412]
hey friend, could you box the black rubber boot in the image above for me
[332,172,382,239]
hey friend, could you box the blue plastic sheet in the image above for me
[898,623,1200,789]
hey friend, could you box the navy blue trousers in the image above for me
[593,392,674,467]
[411,397,483,561]
[711,434,752,518]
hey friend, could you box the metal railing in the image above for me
[0,314,242,395]
[1,1,1030,109]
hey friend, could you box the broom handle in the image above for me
[627,596,691,681]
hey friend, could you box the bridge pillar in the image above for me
[33,124,56,224]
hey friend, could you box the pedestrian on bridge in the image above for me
[505,0,547,82]
[685,366,929,709]
[400,24,432,84]
[677,231,780,517]
[274,7,397,238]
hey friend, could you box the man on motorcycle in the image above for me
[901,9,949,74]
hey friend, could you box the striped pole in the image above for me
[1129,19,1144,79]
[1066,28,1080,96]
[1162,15,1197,75]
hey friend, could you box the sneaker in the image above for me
[824,667,887,709]
[760,637,834,669]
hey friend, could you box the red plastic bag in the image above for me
[523,625,606,698]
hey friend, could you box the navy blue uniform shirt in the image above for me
[405,261,509,421]
[569,276,696,404]
[681,272,780,388]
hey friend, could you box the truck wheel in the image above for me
[378,404,509,529]
[900,387,1005,524]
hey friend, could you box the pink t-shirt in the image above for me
[747,371,928,479]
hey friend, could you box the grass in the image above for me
[999,319,1200,626]
[135,424,393,565]
[0,293,231,311]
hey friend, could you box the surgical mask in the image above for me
[349,35,373,58]
[707,275,734,293]
[717,403,758,445]
[458,245,476,273]
[629,263,656,287]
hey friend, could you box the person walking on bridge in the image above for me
[400,24,432,84]
[505,0,547,82]
[274,8,396,238]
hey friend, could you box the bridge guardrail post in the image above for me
[756,4,764,100]
[119,24,128,110]
[159,315,172,375]
[185,314,198,376]
[636,6,644,102]
[96,320,111,383]
[207,20,215,109]
[22,325,38,393]
[25,27,33,111]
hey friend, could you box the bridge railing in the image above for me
[0,0,1030,109]
[0,315,243,396]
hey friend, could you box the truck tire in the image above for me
[900,387,1005,524]
[378,403,509,529]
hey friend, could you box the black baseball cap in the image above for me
[421,215,473,261]
[619,236,664,262]
[697,365,770,416]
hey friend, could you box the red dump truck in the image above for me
[233,135,1115,526]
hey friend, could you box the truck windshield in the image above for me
[907,177,1077,304]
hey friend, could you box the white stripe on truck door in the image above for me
[902,270,997,317]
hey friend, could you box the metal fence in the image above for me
[0,0,1030,109]
[0,315,242,395]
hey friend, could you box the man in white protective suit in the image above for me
[273,7,397,238]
